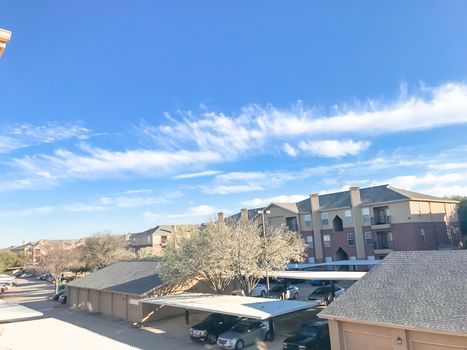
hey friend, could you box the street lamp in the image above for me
[257,209,271,292]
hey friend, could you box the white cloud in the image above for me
[168,205,219,219]
[298,139,371,158]
[173,170,222,180]
[283,143,298,157]
[0,122,89,153]
[203,184,264,195]
[242,194,308,207]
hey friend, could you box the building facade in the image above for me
[129,224,198,252]
[234,185,459,263]
[0,28,11,58]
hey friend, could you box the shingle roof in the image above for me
[227,208,265,222]
[130,225,173,237]
[67,261,163,296]
[319,250,467,335]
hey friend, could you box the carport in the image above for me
[140,292,317,340]
[269,270,366,303]
[0,300,43,323]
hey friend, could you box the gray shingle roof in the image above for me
[319,250,467,335]
[130,225,173,237]
[67,261,163,296]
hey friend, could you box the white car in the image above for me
[250,284,268,297]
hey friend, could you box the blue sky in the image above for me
[1,1,467,247]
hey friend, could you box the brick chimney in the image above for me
[349,185,361,207]
[240,208,248,223]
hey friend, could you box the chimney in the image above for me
[217,212,225,223]
[240,208,248,223]
[310,193,320,211]
[349,185,361,207]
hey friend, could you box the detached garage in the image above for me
[67,261,165,323]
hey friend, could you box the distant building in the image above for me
[129,224,198,252]
[227,184,460,263]
[0,28,11,58]
[5,239,84,265]
[319,250,467,350]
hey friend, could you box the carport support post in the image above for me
[330,280,336,302]
[185,308,189,324]
[268,318,274,341]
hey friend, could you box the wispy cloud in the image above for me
[0,122,89,153]
[242,194,308,207]
[298,139,371,157]
[173,170,222,180]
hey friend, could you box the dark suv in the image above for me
[189,313,240,344]
[283,319,331,350]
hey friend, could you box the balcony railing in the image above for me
[374,238,394,250]
[371,215,391,225]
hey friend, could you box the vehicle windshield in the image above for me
[300,325,318,337]
[231,322,250,333]
[205,314,223,322]
[312,287,330,294]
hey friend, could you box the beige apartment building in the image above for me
[0,28,12,58]
[129,224,198,252]
[232,185,460,263]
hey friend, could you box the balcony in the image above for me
[374,236,394,255]
[371,215,391,229]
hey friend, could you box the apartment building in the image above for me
[234,185,459,263]
[129,224,198,252]
[0,28,12,58]
[6,239,85,265]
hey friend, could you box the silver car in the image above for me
[217,319,270,349]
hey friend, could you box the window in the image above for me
[333,216,343,232]
[306,235,314,248]
[364,232,373,246]
[367,255,375,260]
[362,207,370,224]
[323,234,331,247]
[325,256,333,262]
[308,257,315,264]
[420,227,425,242]
[286,217,298,232]
[347,232,356,246]
[321,212,329,226]
[345,210,352,224]
[147,236,151,243]
[304,214,312,229]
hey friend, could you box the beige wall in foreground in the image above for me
[327,320,467,350]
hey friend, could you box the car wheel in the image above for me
[260,290,266,297]
[235,340,244,350]
[293,293,299,300]
[264,331,272,341]
[207,333,217,345]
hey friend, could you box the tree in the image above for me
[136,247,158,260]
[157,219,306,296]
[83,233,135,271]
[157,222,233,293]
[39,241,78,293]
[0,251,25,273]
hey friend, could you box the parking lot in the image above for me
[2,278,347,349]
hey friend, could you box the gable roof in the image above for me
[226,207,265,222]
[319,250,467,335]
[130,225,173,237]
[268,202,299,214]
[67,261,163,296]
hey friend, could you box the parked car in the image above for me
[307,286,345,305]
[58,291,68,303]
[250,284,268,297]
[52,290,66,301]
[268,285,299,300]
[282,319,331,350]
[309,280,337,286]
[0,284,8,293]
[189,313,240,344]
[19,273,34,278]
[217,319,270,349]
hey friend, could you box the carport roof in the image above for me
[269,270,366,281]
[0,300,43,322]
[67,261,163,296]
[141,293,317,320]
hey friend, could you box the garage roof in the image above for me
[67,261,163,296]
[141,293,317,320]
[269,270,366,281]
[0,300,43,322]
[287,259,380,270]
